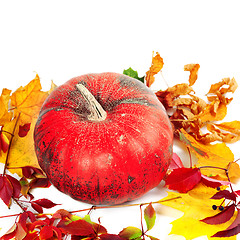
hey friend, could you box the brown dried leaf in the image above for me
[208,77,238,95]
[145,52,164,87]
[184,64,200,86]
[196,101,227,123]
[167,83,194,98]
[206,121,240,143]
[155,90,173,109]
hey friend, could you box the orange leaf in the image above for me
[178,129,240,181]
[184,63,200,86]
[145,52,164,87]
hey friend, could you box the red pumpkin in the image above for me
[34,73,173,205]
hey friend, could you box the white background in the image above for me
[0,1,240,239]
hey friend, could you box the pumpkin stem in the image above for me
[76,83,107,122]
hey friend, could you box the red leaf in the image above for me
[100,234,124,240]
[29,178,51,189]
[235,190,240,196]
[21,231,39,240]
[201,175,230,188]
[211,190,237,201]
[0,228,17,240]
[53,209,72,219]
[0,131,9,153]
[19,212,29,232]
[201,204,235,225]
[6,174,21,199]
[28,220,48,232]
[33,198,59,209]
[31,202,43,214]
[39,226,53,239]
[58,219,95,236]
[165,167,201,193]
[18,123,31,137]
[52,226,62,240]
[0,175,13,206]
[168,153,184,170]
[22,166,44,179]
[212,224,240,238]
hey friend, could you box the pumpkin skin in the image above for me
[34,72,173,205]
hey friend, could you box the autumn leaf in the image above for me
[0,88,12,126]
[58,218,95,236]
[118,226,142,240]
[207,121,240,143]
[168,152,184,170]
[178,129,240,181]
[165,167,202,193]
[201,204,236,225]
[0,118,40,176]
[207,77,238,95]
[159,183,237,240]
[0,74,55,176]
[10,74,48,125]
[184,63,200,86]
[144,203,156,231]
[0,130,9,153]
[145,52,164,87]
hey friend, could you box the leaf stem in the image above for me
[70,196,182,214]
[140,204,145,239]
[198,166,227,172]
[3,113,21,175]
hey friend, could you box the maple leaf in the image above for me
[0,88,12,126]
[0,74,56,177]
[178,129,240,181]
[0,118,40,176]
[160,183,237,240]
[10,74,48,125]
[145,52,164,87]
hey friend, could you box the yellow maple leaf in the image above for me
[0,88,12,126]
[145,52,164,87]
[10,74,48,125]
[179,129,240,181]
[0,118,40,176]
[160,183,237,240]
[0,74,56,176]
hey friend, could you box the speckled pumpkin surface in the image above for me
[34,72,173,205]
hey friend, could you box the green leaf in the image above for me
[70,214,82,221]
[144,203,156,231]
[118,226,142,239]
[123,67,145,83]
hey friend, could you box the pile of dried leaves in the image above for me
[0,53,240,240]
